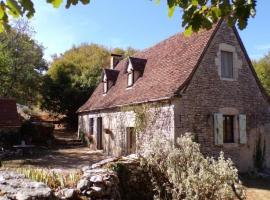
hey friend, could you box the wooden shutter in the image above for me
[239,114,247,144]
[214,113,223,145]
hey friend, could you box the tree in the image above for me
[0,0,257,35]
[253,52,270,95]
[0,20,47,105]
[40,44,137,126]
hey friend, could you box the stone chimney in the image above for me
[110,54,123,69]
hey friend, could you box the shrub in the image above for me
[140,133,246,200]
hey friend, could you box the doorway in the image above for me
[126,127,136,154]
[97,117,103,150]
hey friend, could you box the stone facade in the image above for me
[79,103,174,156]
[79,21,270,172]
[173,22,270,172]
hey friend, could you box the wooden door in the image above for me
[126,127,136,154]
[97,117,103,150]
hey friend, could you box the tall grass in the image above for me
[16,167,82,190]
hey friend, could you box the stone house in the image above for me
[78,20,270,172]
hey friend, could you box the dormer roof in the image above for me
[101,69,119,84]
[126,57,147,73]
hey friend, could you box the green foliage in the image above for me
[0,0,257,34]
[0,20,47,106]
[253,52,270,95]
[121,104,151,134]
[40,44,136,126]
[253,133,266,171]
[40,44,109,126]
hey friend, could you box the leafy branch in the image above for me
[0,0,258,35]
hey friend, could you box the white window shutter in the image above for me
[214,113,223,145]
[239,114,247,144]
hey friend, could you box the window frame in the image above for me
[221,50,234,79]
[127,71,134,87]
[223,115,234,143]
[103,81,108,94]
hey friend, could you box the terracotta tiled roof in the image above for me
[0,98,21,128]
[78,23,220,112]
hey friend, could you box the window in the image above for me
[214,112,247,145]
[221,51,233,78]
[89,118,94,135]
[103,81,108,93]
[223,115,234,143]
[127,71,134,87]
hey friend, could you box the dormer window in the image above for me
[126,57,147,88]
[101,68,119,94]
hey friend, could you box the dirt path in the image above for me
[2,128,107,170]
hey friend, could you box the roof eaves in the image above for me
[78,96,173,113]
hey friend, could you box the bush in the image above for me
[140,133,246,200]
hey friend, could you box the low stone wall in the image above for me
[0,170,52,200]
[0,155,154,200]
[77,155,154,200]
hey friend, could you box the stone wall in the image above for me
[0,170,52,200]
[79,102,174,156]
[77,155,154,200]
[173,21,270,172]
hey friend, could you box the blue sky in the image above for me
[30,0,270,62]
